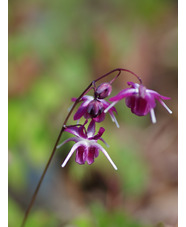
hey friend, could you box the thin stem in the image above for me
[119,68,142,84]
[94,68,142,84]
[21,126,65,227]
[109,70,121,84]
[21,68,142,227]
[21,82,93,227]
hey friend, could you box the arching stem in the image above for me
[21,82,93,227]
[21,68,142,227]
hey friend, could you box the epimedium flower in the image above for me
[72,83,119,127]
[104,81,172,124]
[57,120,118,170]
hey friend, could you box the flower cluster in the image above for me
[57,70,172,170]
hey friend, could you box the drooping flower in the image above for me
[104,81,172,123]
[95,82,112,99]
[57,120,117,170]
[72,95,119,127]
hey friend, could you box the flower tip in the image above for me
[150,109,157,124]
[61,163,65,168]
[169,109,173,114]
[116,123,120,128]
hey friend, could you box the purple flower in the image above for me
[104,82,172,123]
[72,95,119,127]
[57,120,117,170]
[95,82,112,99]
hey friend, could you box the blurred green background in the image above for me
[8,0,178,226]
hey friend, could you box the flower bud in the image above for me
[95,83,112,99]
[87,100,104,118]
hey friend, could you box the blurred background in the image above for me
[8,0,178,226]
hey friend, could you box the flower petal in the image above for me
[65,126,82,138]
[108,110,120,128]
[90,127,105,140]
[125,95,135,109]
[150,108,156,124]
[72,95,94,103]
[78,123,88,139]
[75,145,87,164]
[147,90,171,100]
[127,81,139,89]
[128,96,150,116]
[93,112,105,122]
[99,138,110,147]
[57,137,79,149]
[148,91,172,114]
[81,95,94,102]
[100,99,115,110]
[157,99,172,114]
[145,93,156,109]
[87,120,96,138]
[73,100,90,120]
[86,100,104,118]
[65,121,88,139]
[61,141,87,167]
[87,146,99,165]
[109,88,136,102]
[94,143,118,170]
[104,101,119,113]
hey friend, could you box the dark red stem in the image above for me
[94,68,142,84]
